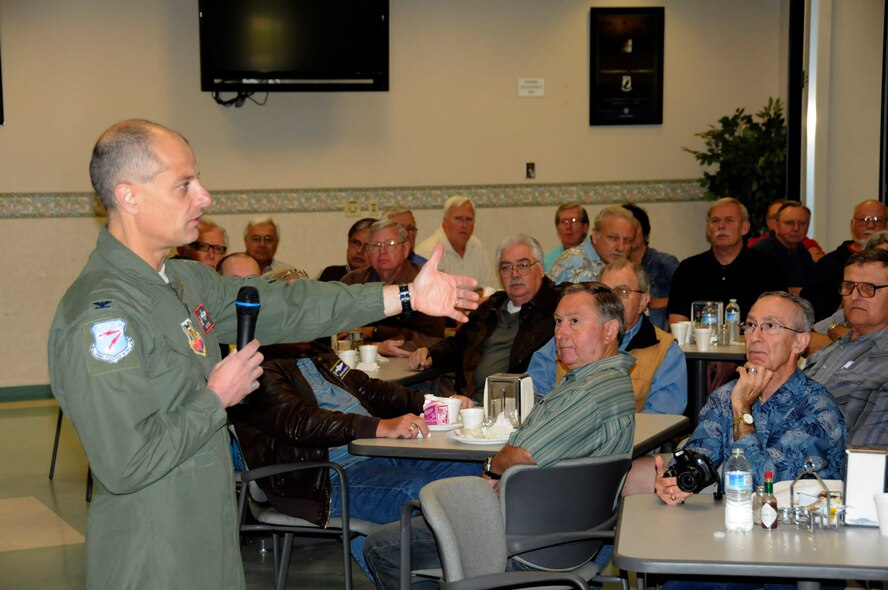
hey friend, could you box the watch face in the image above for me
[743,413,754,425]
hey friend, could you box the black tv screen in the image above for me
[199,0,389,92]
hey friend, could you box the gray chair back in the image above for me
[500,454,632,571]
[418,476,508,581]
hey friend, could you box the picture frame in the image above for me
[589,7,664,125]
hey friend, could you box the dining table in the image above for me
[348,412,689,462]
[614,493,888,590]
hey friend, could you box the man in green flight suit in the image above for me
[48,119,479,589]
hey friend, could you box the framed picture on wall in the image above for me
[589,7,664,125]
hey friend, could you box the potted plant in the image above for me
[683,97,787,236]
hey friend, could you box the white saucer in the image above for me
[428,422,461,432]
[448,430,510,445]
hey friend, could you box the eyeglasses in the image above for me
[367,240,405,252]
[852,215,886,225]
[558,217,583,227]
[610,285,647,299]
[739,321,804,336]
[838,280,888,298]
[499,261,539,275]
[248,235,276,244]
[190,241,227,255]
[402,225,418,234]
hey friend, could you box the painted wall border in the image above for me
[0,179,705,219]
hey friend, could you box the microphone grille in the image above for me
[236,286,260,305]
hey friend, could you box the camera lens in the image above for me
[676,469,702,493]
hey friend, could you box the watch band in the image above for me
[483,457,501,480]
[398,284,413,314]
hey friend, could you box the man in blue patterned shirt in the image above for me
[654,291,846,504]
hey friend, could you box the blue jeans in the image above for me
[329,458,480,580]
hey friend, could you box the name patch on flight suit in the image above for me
[193,304,215,333]
[181,319,207,356]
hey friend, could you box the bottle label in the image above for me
[726,311,739,322]
[725,471,752,491]
[761,503,778,528]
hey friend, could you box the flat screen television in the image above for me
[198,0,389,93]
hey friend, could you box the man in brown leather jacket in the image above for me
[408,234,560,402]
[232,351,476,527]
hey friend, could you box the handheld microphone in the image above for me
[235,286,260,351]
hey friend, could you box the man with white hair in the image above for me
[244,216,294,274]
[415,196,495,293]
[549,205,638,285]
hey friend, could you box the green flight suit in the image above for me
[48,227,386,589]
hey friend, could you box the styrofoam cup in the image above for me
[359,344,378,364]
[670,322,690,345]
[694,328,712,352]
[337,350,358,368]
[460,408,484,429]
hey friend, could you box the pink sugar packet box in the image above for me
[422,395,450,426]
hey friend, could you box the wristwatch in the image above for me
[733,413,754,426]
[483,457,501,480]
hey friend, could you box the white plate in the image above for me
[428,422,462,432]
[448,430,510,445]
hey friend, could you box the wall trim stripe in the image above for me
[0,179,706,219]
[0,385,53,403]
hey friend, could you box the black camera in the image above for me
[664,448,719,494]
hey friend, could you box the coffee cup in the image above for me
[694,328,712,352]
[460,408,484,430]
[670,321,691,345]
[359,344,378,365]
[336,350,358,368]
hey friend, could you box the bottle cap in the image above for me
[764,471,773,478]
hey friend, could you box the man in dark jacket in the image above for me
[233,353,476,527]
[408,234,560,402]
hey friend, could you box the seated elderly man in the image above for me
[650,292,846,506]
[319,217,376,282]
[231,350,478,574]
[341,219,445,356]
[528,259,687,415]
[549,205,638,284]
[363,282,636,590]
[409,234,559,402]
[174,218,228,268]
[803,248,888,447]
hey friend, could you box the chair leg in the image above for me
[86,468,94,502]
[49,408,64,479]
[276,533,294,590]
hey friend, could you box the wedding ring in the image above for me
[748,367,757,374]
[408,424,417,432]
[670,494,676,501]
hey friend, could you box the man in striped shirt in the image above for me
[363,282,637,589]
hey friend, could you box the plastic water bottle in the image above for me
[701,301,719,345]
[724,448,753,532]
[725,299,741,344]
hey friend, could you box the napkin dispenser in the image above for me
[843,446,888,526]
[483,373,535,425]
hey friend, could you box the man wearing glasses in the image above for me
[243,216,293,274]
[409,234,559,402]
[318,217,376,282]
[342,220,445,356]
[803,248,888,446]
[750,201,817,295]
[175,218,228,268]
[549,205,638,285]
[653,291,846,503]
[543,202,589,272]
[801,199,888,320]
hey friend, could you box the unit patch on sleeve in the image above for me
[330,359,351,380]
[89,318,134,363]
[181,318,207,356]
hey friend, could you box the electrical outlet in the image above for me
[366,197,381,217]
[525,162,536,179]
[344,199,361,217]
